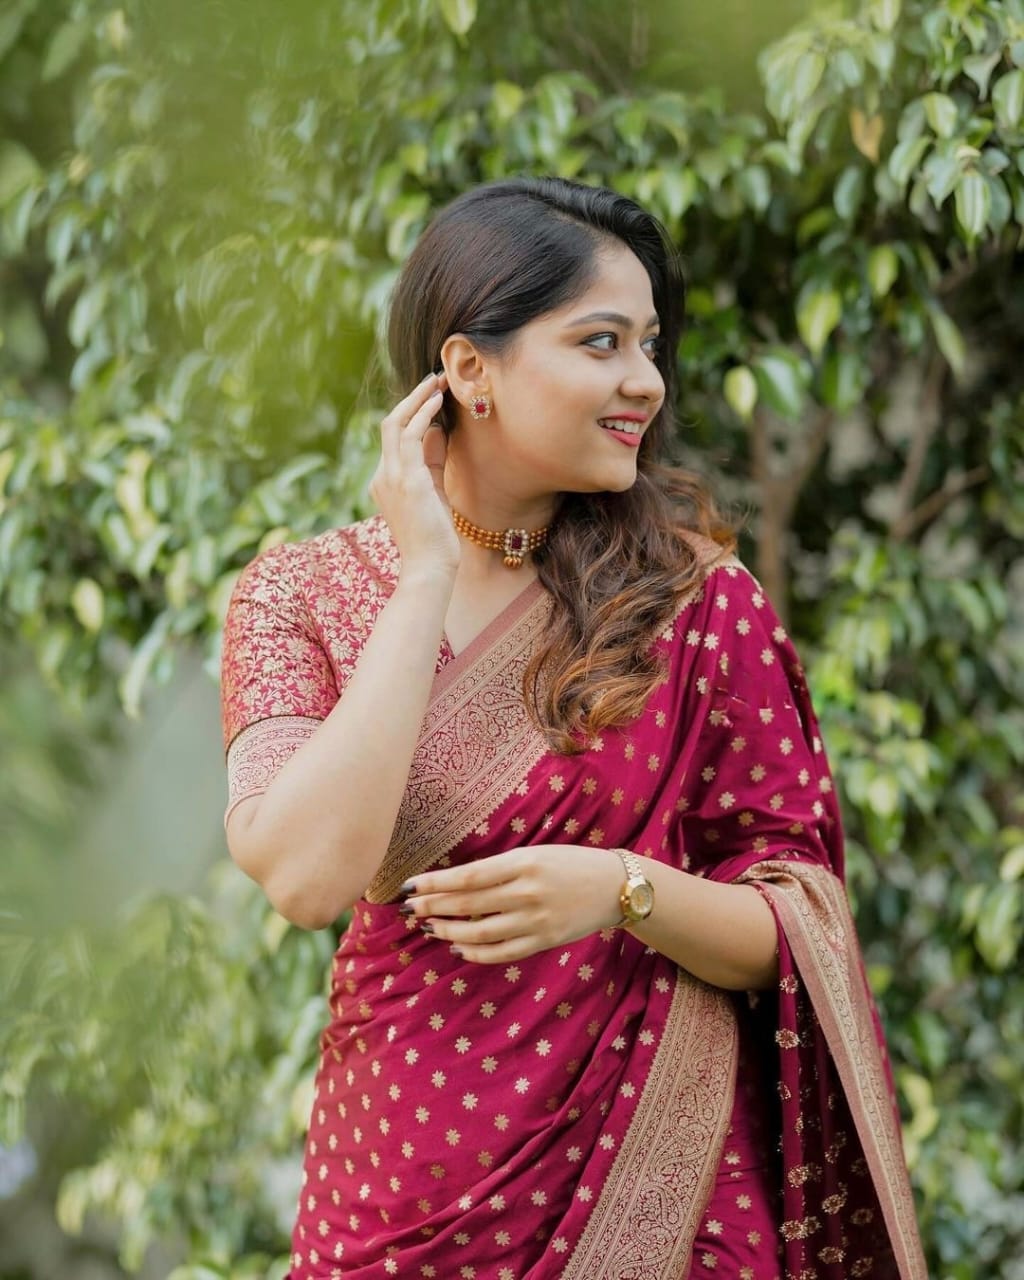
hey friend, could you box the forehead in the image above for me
[555,242,657,322]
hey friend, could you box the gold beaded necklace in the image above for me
[450,507,550,568]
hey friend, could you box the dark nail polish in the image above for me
[398,903,415,916]
[420,921,435,935]
[398,881,417,899]
[450,945,462,957]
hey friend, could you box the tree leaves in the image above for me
[796,286,842,358]
[437,0,477,37]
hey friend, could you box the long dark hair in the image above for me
[387,177,736,754]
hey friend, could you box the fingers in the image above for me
[378,371,447,457]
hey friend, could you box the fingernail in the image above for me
[420,921,435,935]
[398,903,415,917]
[398,882,417,898]
[450,945,462,957]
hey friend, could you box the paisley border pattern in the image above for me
[561,973,738,1279]
[738,860,928,1280]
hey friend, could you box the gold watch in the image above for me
[612,848,655,927]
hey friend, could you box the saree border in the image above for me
[366,590,554,902]
[739,860,928,1280]
[224,714,322,825]
[561,972,738,1279]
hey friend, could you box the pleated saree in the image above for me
[220,514,926,1280]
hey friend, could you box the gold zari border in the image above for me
[561,973,738,1279]
[738,860,928,1280]
[365,593,553,902]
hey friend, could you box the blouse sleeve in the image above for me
[219,541,340,823]
[676,560,845,885]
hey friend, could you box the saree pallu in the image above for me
[220,515,928,1280]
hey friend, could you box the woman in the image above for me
[220,177,926,1279]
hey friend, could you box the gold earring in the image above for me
[470,393,492,419]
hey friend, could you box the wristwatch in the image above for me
[611,848,655,927]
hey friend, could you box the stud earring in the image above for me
[470,393,492,420]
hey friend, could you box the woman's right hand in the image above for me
[369,371,461,580]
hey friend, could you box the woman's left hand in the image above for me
[399,845,625,963]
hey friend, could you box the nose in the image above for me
[620,344,665,408]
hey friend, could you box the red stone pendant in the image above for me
[502,528,528,568]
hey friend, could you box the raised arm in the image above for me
[224,372,460,928]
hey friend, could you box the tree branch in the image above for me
[891,465,991,542]
[891,354,947,528]
[750,407,834,624]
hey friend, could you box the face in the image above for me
[460,243,667,499]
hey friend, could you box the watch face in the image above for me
[629,882,655,917]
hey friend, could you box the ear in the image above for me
[440,334,490,409]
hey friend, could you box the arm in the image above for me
[398,844,778,991]
[227,568,454,930]
[224,371,461,929]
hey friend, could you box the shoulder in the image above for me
[231,513,398,604]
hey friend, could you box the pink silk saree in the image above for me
[220,514,927,1280]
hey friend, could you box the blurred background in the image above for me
[1,0,1023,1276]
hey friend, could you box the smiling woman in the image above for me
[218,177,926,1278]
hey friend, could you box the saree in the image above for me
[220,514,928,1280]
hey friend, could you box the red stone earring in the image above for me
[470,393,492,420]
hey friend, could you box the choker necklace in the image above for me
[450,508,551,568]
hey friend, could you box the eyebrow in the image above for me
[565,311,661,330]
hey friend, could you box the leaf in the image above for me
[964,51,1002,98]
[869,0,901,31]
[71,579,104,633]
[867,245,899,297]
[954,170,991,239]
[0,141,42,207]
[752,351,808,420]
[888,136,930,190]
[849,108,884,163]
[437,0,477,36]
[1000,845,1024,883]
[658,169,698,220]
[797,287,842,357]
[723,366,758,421]
[992,70,1024,130]
[834,165,866,220]
[921,92,958,139]
[68,279,111,350]
[791,51,826,109]
[975,885,1022,971]
[118,612,172,719]
[821,350,867,413]
[736,165,770,214]
[492,81,524,124]
[41,19,90,82]
[866,773,900,818]
[928,307,966,382]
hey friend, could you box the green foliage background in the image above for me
[2,0,1023,1275]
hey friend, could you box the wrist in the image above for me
[396,566,456,599]
[610,847,656,928]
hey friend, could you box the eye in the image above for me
[584,333,618,351]
[642,335,662,359]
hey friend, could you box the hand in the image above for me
[369,371,461,578]
[399,845,625,963]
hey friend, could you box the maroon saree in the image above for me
[220,514,927,1279]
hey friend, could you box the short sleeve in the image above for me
[677,561,845,884]
[219,542,339,822]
